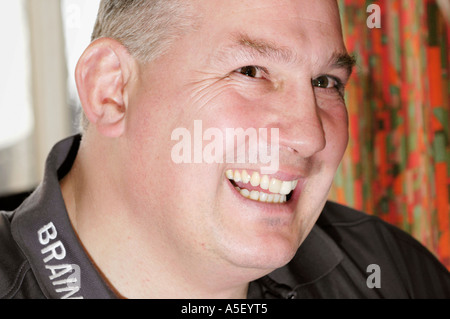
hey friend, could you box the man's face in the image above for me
[120,0,351,275]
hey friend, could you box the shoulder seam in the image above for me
[321,212,377,228]
[323,211,450,274]
[0,260,31,299]
[383,221,450,273]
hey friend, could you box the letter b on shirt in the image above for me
[38,222,67,263]
[38,222,57,245]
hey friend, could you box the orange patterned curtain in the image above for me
[330,0,450,269]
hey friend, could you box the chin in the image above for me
[217,229,302,272]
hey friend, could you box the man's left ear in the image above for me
[75,38,137,137]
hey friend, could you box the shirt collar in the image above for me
[269,224,343,285]
[11,135,117,299]
[248,212,344,298]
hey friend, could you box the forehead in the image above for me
[195,0,341,19]
[191,0,345,60]
[193,0,342,33]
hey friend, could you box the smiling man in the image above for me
[1,0,449,299]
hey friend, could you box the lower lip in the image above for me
[226,177,302,214]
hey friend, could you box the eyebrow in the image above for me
[235,34,297,66]
[213,32,356,77]
[328,51,357,78]
[212,33,297,67]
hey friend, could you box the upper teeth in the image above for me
[225,169,298,203]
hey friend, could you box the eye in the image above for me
[312,75,345,97]
[312,75,341,89]
[311,75,342,91]
[235,66,265,79]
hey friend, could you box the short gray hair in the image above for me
[80,0,196,131]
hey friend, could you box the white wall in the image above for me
[0,0,100,195]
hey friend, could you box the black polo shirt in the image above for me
[0,135,449,299]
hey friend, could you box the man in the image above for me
[1,0,449,299]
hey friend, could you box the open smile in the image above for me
[225,170,299,204]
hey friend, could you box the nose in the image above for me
[275,85,326,158]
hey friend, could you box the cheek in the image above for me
[321,105,349,165]
[124,94,225,202]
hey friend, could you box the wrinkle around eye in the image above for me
[314,88,346,108]
[185,67,277,114]
[185,74,244,111]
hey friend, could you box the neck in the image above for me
[60,135,253,299]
